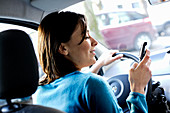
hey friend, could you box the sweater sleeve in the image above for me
[84,75,123,113]
[126,92,148,113]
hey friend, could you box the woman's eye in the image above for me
[85,36,90,39]
[85,30,90,39]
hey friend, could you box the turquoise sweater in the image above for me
[33,71,148,113]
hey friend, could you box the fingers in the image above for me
[128,49,152,94]
[111,50,123,60]
[140,49,151,66]
[131,62,138,70]
[106,50,122,60]
[110,50,119,55]
[146,58,151,67]
[98,50,122,66]
[106,53,123,65]
[113,54,123,60]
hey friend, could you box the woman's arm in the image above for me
[126,92,148,113]
[90,50,123,74]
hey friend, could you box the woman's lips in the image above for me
[90,50,96,55]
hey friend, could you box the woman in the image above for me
[33,11,152,113]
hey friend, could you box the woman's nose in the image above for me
[90,36,98,46]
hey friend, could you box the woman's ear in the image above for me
[58,43,68,55]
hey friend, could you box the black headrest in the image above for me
[0,29,39,99]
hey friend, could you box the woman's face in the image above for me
[62,23,98,70]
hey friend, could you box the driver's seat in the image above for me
[0,29,64,113]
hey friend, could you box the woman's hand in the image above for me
[98,50,123,66]
[129,49,152,94]
[90,50,123,74]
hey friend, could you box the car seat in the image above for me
[0,29,64,113]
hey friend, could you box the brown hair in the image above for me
[38,11,87,85]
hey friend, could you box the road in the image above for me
[131,36,170,55]
[151,36,170,51]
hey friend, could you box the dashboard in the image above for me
[102,48,170,109]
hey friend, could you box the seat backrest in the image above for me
[0,29,64,113]
[0,29,38,99]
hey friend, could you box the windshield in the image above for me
[1,0,170,56]
[63,0,170,55]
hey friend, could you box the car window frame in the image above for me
[0,18,39,30]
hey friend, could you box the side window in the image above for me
[129,12,147,20]
[132,2,140,8]
[108,13,119,25]
[117,12,131,23]
[96,13,120,28]
[102,14,110,26]
[97,14,110,27]
[96,14,106,27]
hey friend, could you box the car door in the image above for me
[100,12,134,50]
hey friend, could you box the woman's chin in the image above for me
[91,59,96,65]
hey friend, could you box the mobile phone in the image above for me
[139,42,147,61]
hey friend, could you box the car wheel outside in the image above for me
[164,23,170,36]
[134,33,152,50]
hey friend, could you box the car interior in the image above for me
[0,0,170,113]
[0,29,64,113]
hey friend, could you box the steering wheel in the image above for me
[106,52,152,109]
